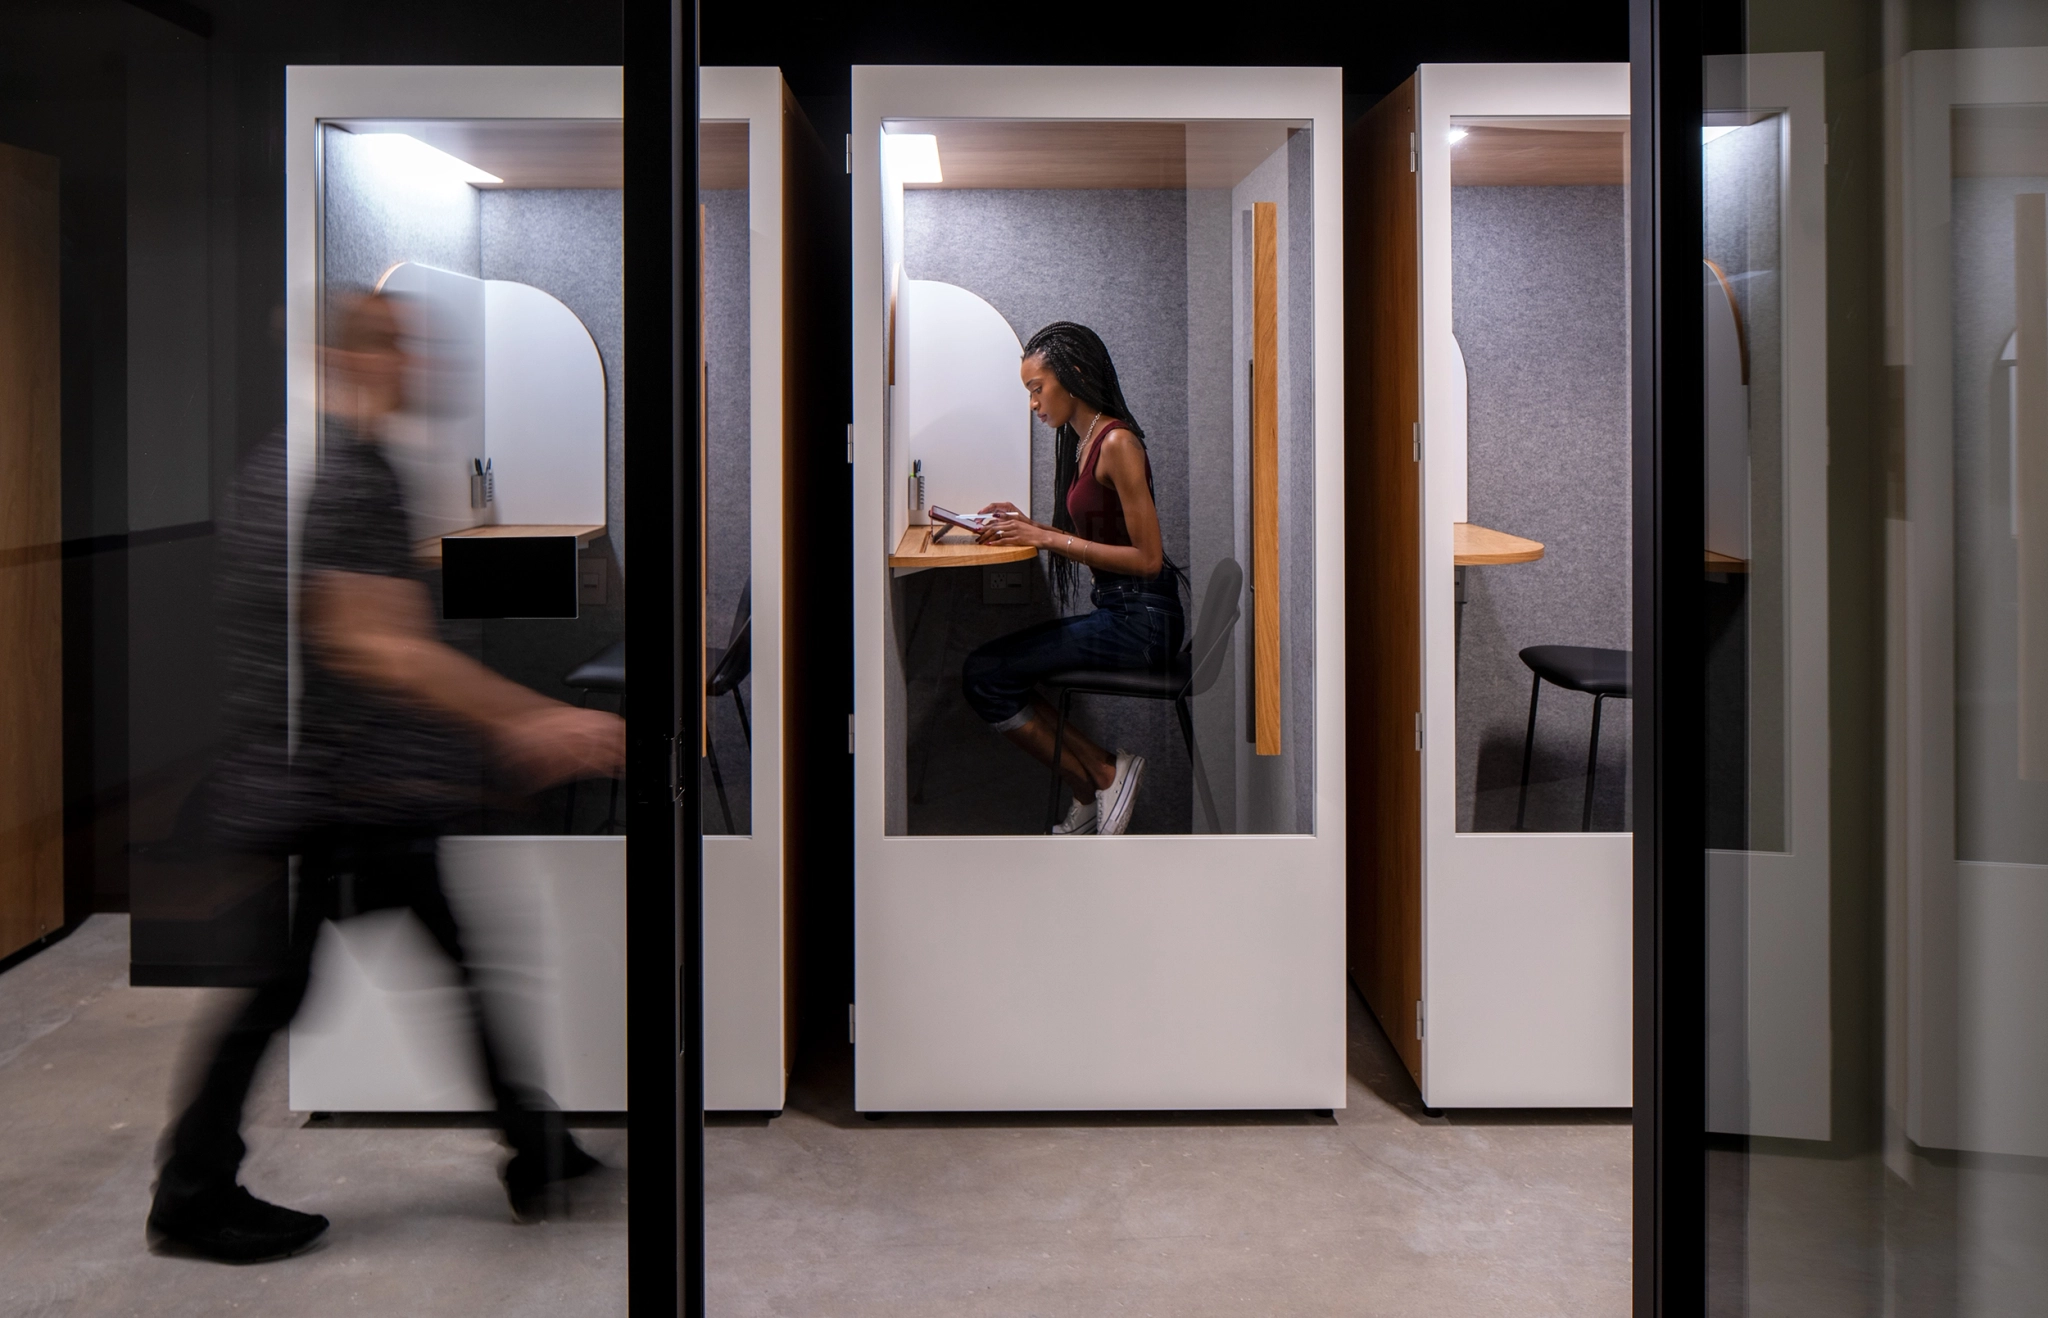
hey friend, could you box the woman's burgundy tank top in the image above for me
[1065,423,1151,547]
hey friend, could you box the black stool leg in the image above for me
[1583,693,1607,833]
[733,688,751,748]
[1177,695,1222,834]
[1044,688,1074,832]
[1516,671,1544,831]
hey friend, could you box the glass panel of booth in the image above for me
[314,111,624,837]
[875,116,1315,836]
[286,66,632,1124]
[1442,113,1635,835]
[701,118,753,836]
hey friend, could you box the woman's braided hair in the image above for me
[1022,321,1145,609]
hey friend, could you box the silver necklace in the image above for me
[1077,409,1107,457]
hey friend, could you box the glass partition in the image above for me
[1447,115,1633,833]
[0,22,649,1304]
[879,117,1315,836]
[1690,17,2048,1316]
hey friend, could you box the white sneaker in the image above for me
[1050,796,1097,835]
[1096,751,1146,836]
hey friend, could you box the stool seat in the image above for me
[565,640,626,693]
[1041,654,1192,702]
[1519,645,1630,698]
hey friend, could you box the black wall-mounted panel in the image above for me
[441,536,578,620]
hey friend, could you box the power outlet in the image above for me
[578,555,607,606]
[982,564,1030,605]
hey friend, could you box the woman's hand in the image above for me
[979,508,1050,550]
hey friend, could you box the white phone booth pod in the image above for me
[280,65,803,1115]
[1352,64,1638,1111]
[851,65,1348,1112]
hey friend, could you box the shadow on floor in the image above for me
[1347,978,1631,1128]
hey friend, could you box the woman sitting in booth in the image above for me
[963,322,1183,836]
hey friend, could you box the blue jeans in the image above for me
[963,580,1185,731]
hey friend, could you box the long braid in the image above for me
[1022,322,1145,609]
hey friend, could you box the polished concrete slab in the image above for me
[0,917,628,1318]
[0,916,1629,1316]
[707,992,1631,1316]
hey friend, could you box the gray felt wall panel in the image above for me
[1451,184,1632,832]
[321,125,481,334]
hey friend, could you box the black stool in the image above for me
[560,584,752,834]
[703,586,753,833]
[1040,559,1242,834]
[1515,644,1631,832]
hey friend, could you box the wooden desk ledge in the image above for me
[415,523,606,565]
[1454,522,1545,566]
[889,523,1036,570]
[1704,550,1751,573]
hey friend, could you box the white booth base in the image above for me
[287,834,789,1114]
[855,843,1347,1113]
[1419,833,1633,1109]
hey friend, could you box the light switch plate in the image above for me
[578,555,607,606]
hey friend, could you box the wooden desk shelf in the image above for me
[1453,522,1545,566]
[415,523,606,565]
[888,524,1036,570]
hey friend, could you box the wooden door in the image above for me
[0,141,64,960]
[1345,79,1423,1083]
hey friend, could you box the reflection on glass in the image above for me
[1702,29,2048,1316]
[882,118,1314,835]
[1448,116,1633,833]
[702,120,753,835]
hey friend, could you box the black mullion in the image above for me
[1632,0,1708,1315]
[623,0,701,1313]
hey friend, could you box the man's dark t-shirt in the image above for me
[292,425,480,830]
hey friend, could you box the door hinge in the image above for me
[1412,421,1420,462]
[846,422,854,464]
[1415,1000,1425,1040]
[1415,712,1423,752]
[1408,131,1417,173]
[667,733,685,805]
[848,1003,858,1044]
[848,714,856,755]
[845,134,853,175]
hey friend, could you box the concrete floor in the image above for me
[0,916,1630,1316]
[0,917,628,1318]
[709,1000,1631,1317]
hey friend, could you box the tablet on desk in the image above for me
[928,506,995,537]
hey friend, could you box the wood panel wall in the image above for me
[0,142,64,961]
[1345,80,1423,1082]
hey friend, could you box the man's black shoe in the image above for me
[503,1139,602,1222]
[146,1184,330,1263]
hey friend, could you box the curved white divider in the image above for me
[376,261,607,534]
[895,277,1029,538]
[483,278,607,527]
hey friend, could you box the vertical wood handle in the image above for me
[1252,201,1282,756]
